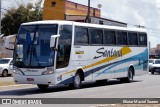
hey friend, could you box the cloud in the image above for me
[2,0,160,47]
[69,0,160,48]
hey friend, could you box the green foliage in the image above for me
[1,1,43,36]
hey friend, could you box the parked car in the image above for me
[151,59,160,74]
[0,58,13,77]
[149,59,156,72]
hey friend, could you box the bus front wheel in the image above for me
[70,73,82,89]
[37,84,49,90]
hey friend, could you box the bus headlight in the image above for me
[42,67,54,75]
[13,70,24,75]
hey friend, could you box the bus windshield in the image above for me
[14,24,58,68]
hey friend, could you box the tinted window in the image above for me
[59,25,72,45]
[128,32,138,46]
[104,30,116,45]
[0,59,10,64]
[139,33,147,46]
[155,60,160,64]
[90,28,103,44]
[117,31,127,45]
[56,25,72,68]
[74,27,89,44]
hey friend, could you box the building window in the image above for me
[52,2,56,7]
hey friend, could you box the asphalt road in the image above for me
[0,73,160,98]
[0,73,160,107]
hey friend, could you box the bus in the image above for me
[12,20,148,90]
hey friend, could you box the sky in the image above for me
[2,0,160,48]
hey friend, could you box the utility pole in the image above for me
[0,0,1,34]
[85,0,91,23]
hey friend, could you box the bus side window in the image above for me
[117,31,128,45]
[74,27,89,45]
[139,33,147,46]
[104,30,116,45]
[128,32,138,46]
[90,28,103,45]
[56,25,72,69]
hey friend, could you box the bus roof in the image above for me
[22,20,147,33]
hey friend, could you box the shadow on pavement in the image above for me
[0,79,141,96]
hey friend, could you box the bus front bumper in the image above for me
[13,73,57,85]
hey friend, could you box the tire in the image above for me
[70,73,82,89]
[37,84,49,90]
[151,71,154,74]
[2,70,8,77]
[120,67,134,83]
[151,70,154,74]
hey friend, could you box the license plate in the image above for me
[27,78,34,81]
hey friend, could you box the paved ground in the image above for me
[0,73,160,107]
[0,76,15,86]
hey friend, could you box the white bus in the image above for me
[12,20,148,90]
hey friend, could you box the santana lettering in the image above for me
[94,47,122,59]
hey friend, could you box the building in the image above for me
[43,0,100,20]
[150,44,160,59]
[65,15,127,27]
[43,0,127,27]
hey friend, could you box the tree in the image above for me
[1,1,43,36]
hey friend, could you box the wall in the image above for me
[43,0,65,20]
[43,0,101,20]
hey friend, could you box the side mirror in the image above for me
[50,35,60,49]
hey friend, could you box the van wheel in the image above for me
[151,71,154,74]
[120,67,134,83]
[37,84,49,90]
[2,70,8,77]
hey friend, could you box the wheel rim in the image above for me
[3,71,8,77]
[74,74,80,87]
[128,70,133,81]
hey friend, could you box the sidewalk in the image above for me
[0,76,16,87]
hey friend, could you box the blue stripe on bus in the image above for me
[58,48,148,84]
[94,48,148,77]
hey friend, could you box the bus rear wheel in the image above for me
[37,84,49,90]
[120,67,134,83]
